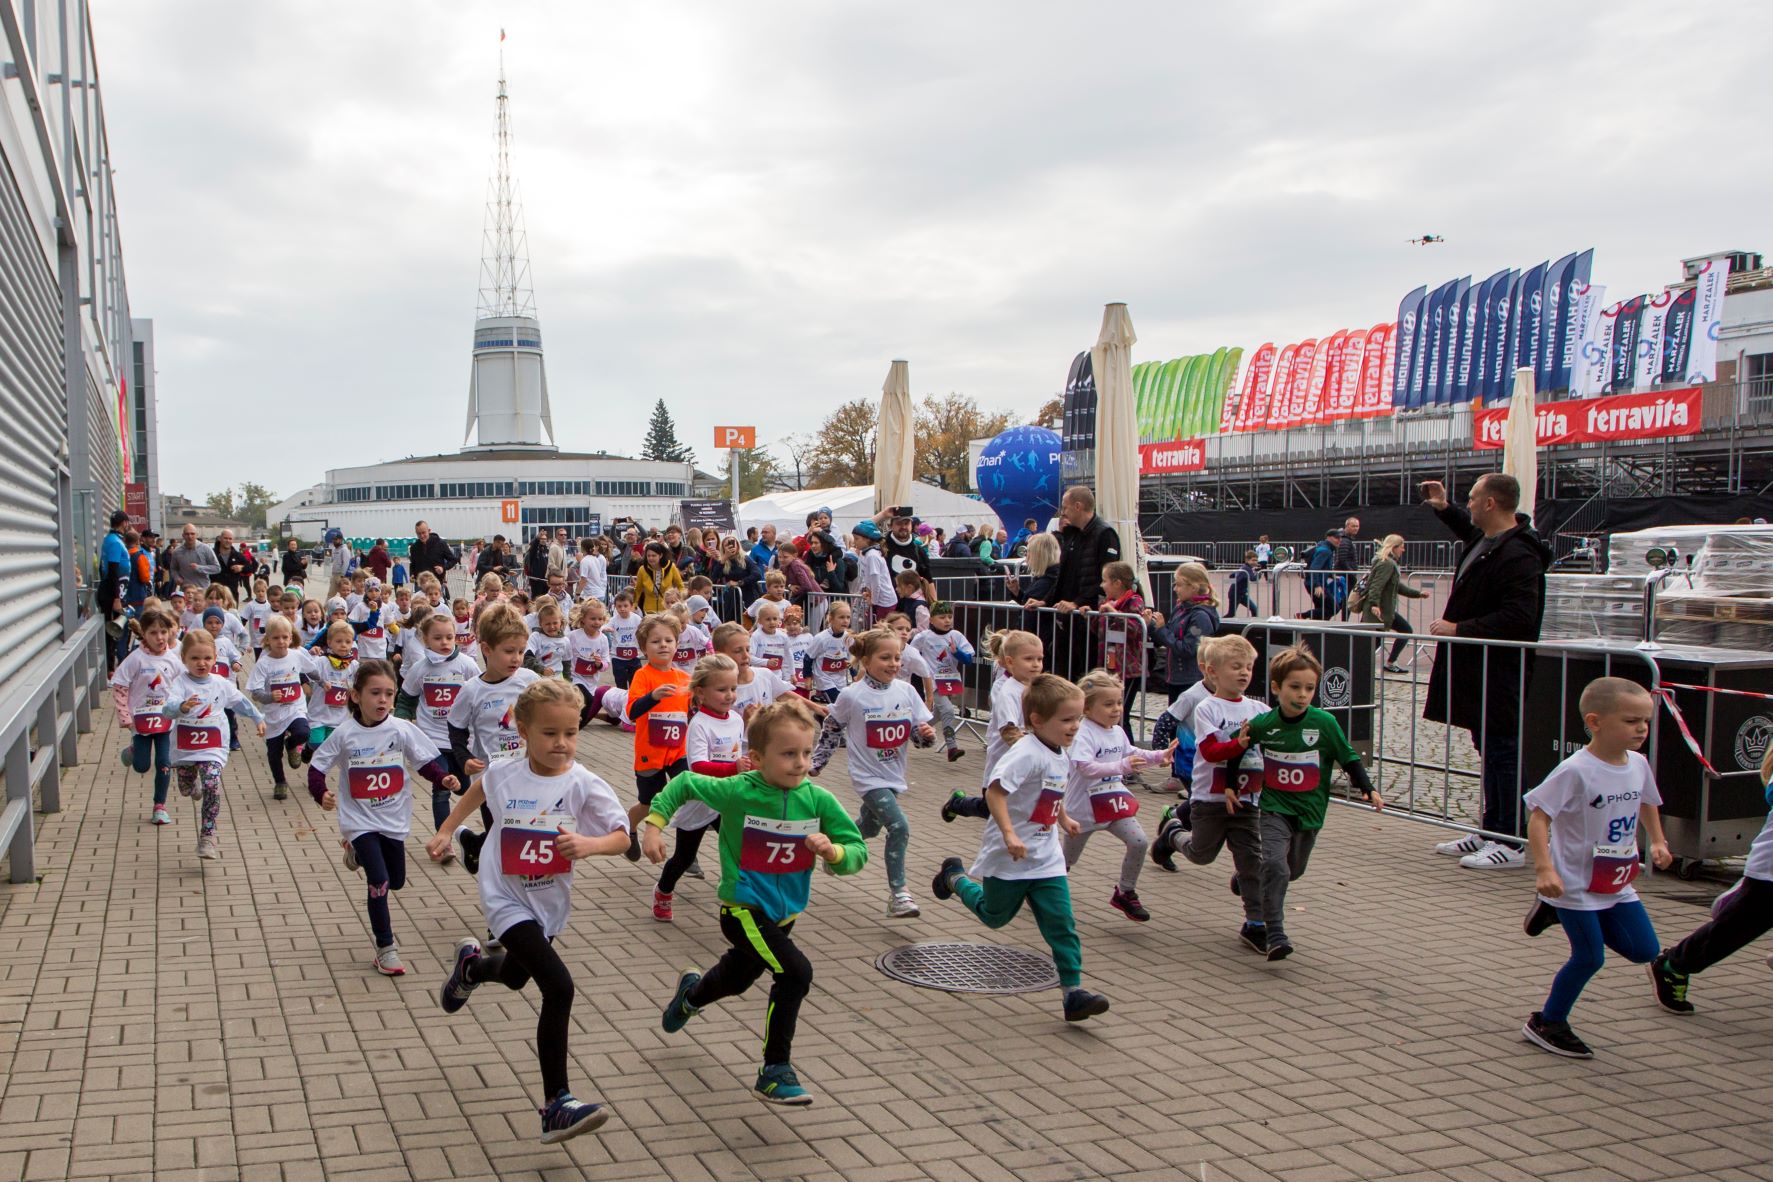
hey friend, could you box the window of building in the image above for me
[594,479,652,497]
[374,483,436,501]
[437,480,517,499]
[336,486,373,503]
[1747,353,1773,415]
[653,481,686,498]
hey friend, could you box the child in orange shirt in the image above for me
[623,613,691,859]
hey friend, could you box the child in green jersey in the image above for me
[643,696,867,1107]
[1228,646,1383,961]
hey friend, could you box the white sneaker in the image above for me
[1435,832,1487,857]
[1460,841,1526,870]
[887,892,921,919]
[196,834,220,860]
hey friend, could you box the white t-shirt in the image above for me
[312,716,440,842]
[164,672,258,766]
[110,646,183,736]
[209,635,245,683]
[1523,748,1662,911]
[1255,542,1272,563]
[898,644,933,684]
[910,628,974,698]
[745,596,791,623]
[735,669,796,716]
[348,602,390,660]
[525,630,572,679]
[673,623,711,675]
[400,649,481,745]
[567,629,611,689]
[786,633,813,686]
[243,600,273,647]
[827,677,931,796]
[750,629,792,677]
[678,709,745,830]
[453,613,477,657]
[306,654,358,728]
[578,553,608,602]
[982,677,1028,789]
[446,669,541,765]
[477,758,628,940]
[1190,695,1269,805]
[971,734,1069,881]
[805,630,852,694]
[1743,805,1773,883]
[299,617,325,649]
[1164,681,1214,731]
[1065,718,1142,833]
[857,548,894,609]
[607,611,643,662]
[247,650,319,739]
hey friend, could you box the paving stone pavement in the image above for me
[1,690,1771,1182]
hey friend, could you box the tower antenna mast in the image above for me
[478,28,534,318]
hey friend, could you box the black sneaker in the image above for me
[1062,988,1110,1023]
[939,790,967,824]
[1151,812,1179,873]
[661,969,702,1033]
[273,781,288,801]
[1238,923,1268,954]
[539,1089,611,1143]
[625,830,642,862]
[1522,1011,1593,1058]
[1523,898,1559,937]
[931,856,964,901]
[458,829,483,875]
[438,938,481,1014]
[1647,955,1695,1015]
[1229,872,1242,897]
[1266,940,1293,962]
[1109,886,1149,922]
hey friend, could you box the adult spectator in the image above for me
[877,509,931,590]
[547,528,571,585]
[523,532,552,598]
[1009,518,1040,557]
[745,526,759,545]
[1336,516,1362,571]
[974,522,999,561]
[1303,528,1342,620]
[214,529,252,600]
[577,537,609,603]
[409,520,457,585]
[166,523,221,591]
[281,538,310,589]
[944,525,976,559]
[325,534,353,595]
[712,535,760,603]
[609,528,644,581]
[1420,475,1552,870]
[749,524,778,572]
[1041,486,1121,612]
[804,530,849,595]
[634,541,685,612]
[98,510,131,669]
[1007,533,1060,606]
[477,534,512,581]
[365,538,393,583]
[1358,533,1427,673]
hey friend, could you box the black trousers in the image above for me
[1667,876,1773,976]
[265,719,311,786]
[468,920,575,1099]
[657,818,717,894]
[687,906,812,1065]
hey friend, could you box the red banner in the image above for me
[124,482,148,529]
[1361,324,1393,418]
[1266,344,1296,431]
[1473,388,1702,449]
[1287,339,1317,427]
[1140,439,1206,474]
[1235,343,1276,432]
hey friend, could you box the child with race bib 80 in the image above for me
[646,696,868,1107]
[310,660,459,977]
[623,613,691,858]
[164,628,265,860]
[433,678,631,1145]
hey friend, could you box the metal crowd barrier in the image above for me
[2,615,106,883]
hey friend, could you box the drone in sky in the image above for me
[1408,234,1446,246]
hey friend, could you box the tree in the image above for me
[237,482,277,532]
[777,433,816,491]
[809,399,876,488]
[1034,396,1063,429]
[641,399,695,465]
[721,446,780,503]
[914,393,1013,491]
[205,489,235,518]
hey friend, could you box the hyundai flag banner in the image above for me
[1552,249,1593,390]
[1538,252,1576,393]
[1392,286,1426,408]
[1515,260,1549,380]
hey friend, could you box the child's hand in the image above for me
[554,828,597,860]
[1223,790,1240,815]
[916,723,936,743]
[1060,816,1082,837]
[1237,722,1251,743]
[1004,833,1028,861]
[424,829,452,860]
[441,774,460,793]
[255,721,267,738]
[181,696,200,712]
[1127,756,1150,773]
[320,790,337,812]
[1162,739,1180,761]
[1649,840,1672,870]
[465,758,486,776]
[805,832,835,862]
[1535,866,1564,899]
[640,825,667,864]
[1002,725,1023,746]
[1365,789,1385,813]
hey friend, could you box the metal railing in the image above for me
[2,614,106,883]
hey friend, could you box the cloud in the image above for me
[95,0,1771,498]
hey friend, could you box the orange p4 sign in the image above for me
[715,426,756,450]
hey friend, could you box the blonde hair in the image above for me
[570,598,607,629]
[712,621,749,653]
[764,570,787,590]
[985,628,1042,664]
[535,598,564,626]
[325,620,356,648]
[1200,633,1257,669]
[476,602,528,649]
[848,627,901,663]
[263,615,295,642]
[421,609,457,639]
[1025,532,1060,578]
[1023,673,1084,723]
[690,654,740,704]
[513,677,581,727]
[748,695,819,755]
[179,629,216,656]
[1175,562,1216,607]
[636,613,683,648]
[205,583,237,610]
[1076,669,1124,708]
[1378,533,1406,560]
[477,573,504,597]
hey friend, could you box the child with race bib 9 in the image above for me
[940,628,1042,824]
[433,678,631,1144]
[1519,677,1673,1058]
[653,654,743,922]
[1064,671,1174,922]
[111,604,183,825]
[164,628,265,860]
[310,660,459,976]
[810,628,936,919]
[646,697,867,1106]
[931,673,1111,1023]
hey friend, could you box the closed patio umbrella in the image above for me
[1090,304,1150,599]
[1501,365,1538,524]
[874,359,916,515]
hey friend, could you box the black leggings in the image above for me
[1383,614,1412,663]
[468,920,575,1099]
[1666,876,1773,976]
[657,819,717,894]
[265,719,312,785]
[350,832,406,947]
[687,907,811,1066]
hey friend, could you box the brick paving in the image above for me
[1,691,1771,1181]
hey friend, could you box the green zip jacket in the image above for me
[646,770,867,923]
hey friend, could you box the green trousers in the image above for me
[952,873,1083,989]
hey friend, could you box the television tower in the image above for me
[464,31,555,450]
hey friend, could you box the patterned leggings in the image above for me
[176,764,224,834]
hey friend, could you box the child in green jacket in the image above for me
[642,696,867,1107]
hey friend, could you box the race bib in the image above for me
[573,657,602,678]
[214,662,231,678]
[1214,748,1265,797]
[820,656,850,674]
[500,815,571,877]
[346,761,404,802]
[490,732,524,761]
[864,717,910,750]
[1588,841,1641,894]
[739,815,818,874]
[133,709,170,735]
[760,653,783,671]
[673,647,697,666]
[270,682,302,705]
[615,645,639,661]
[362,627,383,639]
[1089,781,1139,823]
[1029,778,1065,827]
[176,723,223,752]
[648,709,687,749]
[1263,749,1320,793]
[422,682,459,710]
[936,676,964,697]
[323,685,349,707]
[707,735,744,763]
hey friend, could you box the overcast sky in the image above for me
[97,1,1768,500]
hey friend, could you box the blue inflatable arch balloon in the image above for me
[974,426,1063,542]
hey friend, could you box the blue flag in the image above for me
[1491,269,1520,404]
[1393,286,1426,408]
[1552,249,1593,391]
[1471,269,1509,403]
[1538,253,1576,393]
[1515,260,1549,382]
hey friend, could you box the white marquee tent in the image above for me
[737,485,999,541]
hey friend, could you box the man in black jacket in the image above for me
[409,520,457,585]
[1420,475,1552,870]
[1040,486,1121,612]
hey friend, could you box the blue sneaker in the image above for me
[539,1089,610,1144]
[754,1062,813,1106]
[931,856,965,901]
[661,969,701,1033]
[438,938,481,1014]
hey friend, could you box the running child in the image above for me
[810,628,935,919]
[446,603,541,871]
[652,654,743,921]
[174,588,201,635]
[164,628,265,859]
[1064,670,1174,922]
[303,621,359,761]
[567,599,616,725]
[941,629,1042,824]
[623,613,691,856]
[452,597,477,662]
[400,611,480,835]
[782,605,811,693]
[111,604,183,825]
[891,569,930,632]
[909,601,974,762]
[204,585,251,654]
[670,602,711,675]
[309,659,459,976]
[299,598,326,649]
[880,613,936,715]
[1144,562,1219,788]
[245,616,316,800]
[607,589,643,691]
[524,599,572,679]
[749,601,791,677]
[645,696,867,1106]
[803,601,854,705]
[432,679,630,1143]
[931,673,1111,1023]
[243,579,274,659]
[1519,677,1672,1058]
[716,622,800,717]
[1150,635,1269,949]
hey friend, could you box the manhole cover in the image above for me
[875,942,1059,994]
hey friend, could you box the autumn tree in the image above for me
[237,482,277,531]
[721,446,781,503]
[809,399,877,488]
[205,489,235,518]
[914,393,1013,491]
[1034,396,1063,429]
[777,433,816,491]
